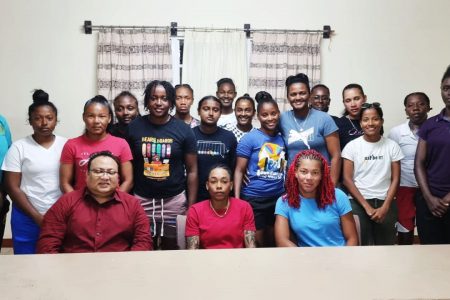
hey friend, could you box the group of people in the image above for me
[0,65,449,253]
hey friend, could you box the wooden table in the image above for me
[1,245,450,300]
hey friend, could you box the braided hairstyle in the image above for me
[143,80,176,111]
[284,149,335,209]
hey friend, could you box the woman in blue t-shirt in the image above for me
[274,149,358,247]
[279,73,340,185]
[234,91,286,247]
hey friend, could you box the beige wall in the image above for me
[1,0,449,238]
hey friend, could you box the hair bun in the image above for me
[255,91,273,103]
[32,89,49,104]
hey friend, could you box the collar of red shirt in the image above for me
[83,188,123,205]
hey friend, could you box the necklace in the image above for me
[209,199,230,218]
[292,109,311,132]
[346,116,363,136]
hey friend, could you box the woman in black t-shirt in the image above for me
[127,80,198,250]
[335,84,366,150]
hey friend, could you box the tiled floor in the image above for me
[1,247,13,255]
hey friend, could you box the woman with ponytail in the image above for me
[2,90,67,254]
[234,91,286,247]
[274,149,357,247]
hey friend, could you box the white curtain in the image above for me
[248,32,322,112]
[182,30,248,104]
[97,28,172,112]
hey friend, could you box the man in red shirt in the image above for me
[37,151,152,253]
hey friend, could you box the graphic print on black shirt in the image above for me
[141,136,173,180]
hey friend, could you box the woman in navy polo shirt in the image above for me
[415,66,450,244]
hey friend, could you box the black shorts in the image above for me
[241,195,279,230]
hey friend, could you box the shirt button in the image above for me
[96,232,101,236]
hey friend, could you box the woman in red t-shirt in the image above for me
[185,164,256,249]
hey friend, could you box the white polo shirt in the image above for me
[388,121,418,187]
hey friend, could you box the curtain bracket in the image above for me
[171,22,178,37]
[244,24,251,38]
[323,25,331,39]
[84,20,92,34]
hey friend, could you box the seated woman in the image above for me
[185,164,256,249]
[275,149,358,247]
[110,91,140,139]
[60,95,133,193]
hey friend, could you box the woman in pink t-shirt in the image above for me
[185,164,256,249]
[60,96,133,193]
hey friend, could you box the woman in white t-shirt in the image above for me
[342,103,403,245]
[2,90,67,254]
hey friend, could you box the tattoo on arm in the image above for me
[244,230,256,248]
[186,236,200,250]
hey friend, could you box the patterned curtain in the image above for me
[248,32,322,112]
[97,28,172,112]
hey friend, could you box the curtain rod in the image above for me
[83,21,333,39]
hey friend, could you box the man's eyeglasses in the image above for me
[89,169,119,177]
[361,102,381,109]
[312,95,330,102]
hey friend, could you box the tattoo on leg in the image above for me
[186,236,200,249]
[244,230,257,248]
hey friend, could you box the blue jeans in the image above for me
[11,204,40,254]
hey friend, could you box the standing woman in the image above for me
[342,103,403,245]
[415,66,450,244]
[279,73,341,185]
[186,164,256,249]
[2,90,67,254]
[127,80,198,250]
[225,94,256,142]
[274,150,357,247]
[174,84,200,128]
[389,92,431,244]
[110,91,140,139]
[0,113,12,250]
[234,91,286,247]
[60,95,133,193]
[193,96,236,202]
[335,84,366,151]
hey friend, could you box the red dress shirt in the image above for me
[37,189,152,253]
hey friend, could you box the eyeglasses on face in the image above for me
[361,102,381,109]
[89,169,119,177]
[312,95,330,102]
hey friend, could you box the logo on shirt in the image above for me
[141,137,173,179]
[364,154,384,161]
[287,127,314,148]
[256,143,286,179]
[197,140,229,158]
